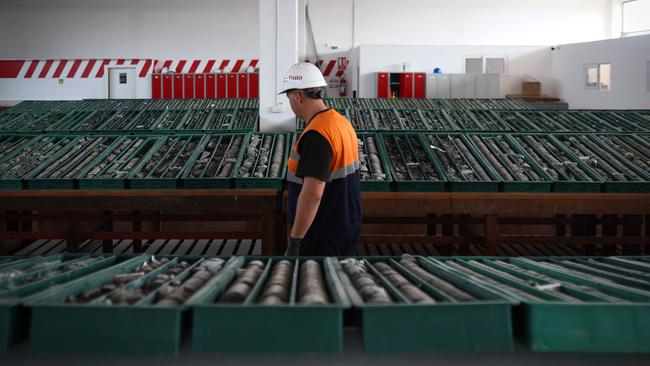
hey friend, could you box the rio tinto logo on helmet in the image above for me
[287,75,303,81]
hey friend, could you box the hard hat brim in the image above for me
[278,82,328,95]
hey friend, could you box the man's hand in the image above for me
[285,236,302,256]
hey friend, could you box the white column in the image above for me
[259,0,299,131]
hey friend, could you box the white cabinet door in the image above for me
[486,74,500,98]
[108,68,136,99]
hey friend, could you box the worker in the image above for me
[280,62,362,256]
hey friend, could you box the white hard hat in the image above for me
[279,62,327,94]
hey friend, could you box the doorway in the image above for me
[108,67,136,99]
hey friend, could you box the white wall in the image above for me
[0,0,258,101]
[349,46,361,96]
[300,0,614,97]
[301,0,614,59]
[0,60,155,100]
[354,44,553,98]
[0,0,634,106]
[0,0,258,60]
[258,0,299,131]
[6,0,612,62]
[551,34,650,109]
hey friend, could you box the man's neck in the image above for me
[304,102,328,124]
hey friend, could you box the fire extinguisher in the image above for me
[339,77,347,97]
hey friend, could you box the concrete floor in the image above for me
[2,329,649,366]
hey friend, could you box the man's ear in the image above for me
[294,90,304,105]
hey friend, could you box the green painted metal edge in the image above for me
[429,256,650,352]
[0,256,91,290]
[421,133,500,192]
[26,257,211,355]
[522,303,650,352]
[25,178,76,190]
[77,136,163,189]
[552,181,602,192]
[603,181,650,193]
[24,255,189,354]
[73,135,130,178]
[358,132,393,192]
[234,132,293,190]
[22,135,122,189]
[29,304,181,355]
[0,256,117,300]
[541,258,650,292]
[509,258,650,352]
[0,256,118,352]
[450,181,500,192]
[585,135,650,192]
[509,133,605,192]
[0,135,36,164]
[333,256,514,353]
[124,135,183,189]
[180,133,248,189]
[0,254,65,273]
[191,256,350,354]
[361,302,512,353]
[379,133,447,192]
[0,135,75,190]
[129,135,207,189]
[555,133,650,181]
[24,256,147,305]
[418,109,460,131]
[464,132,555,192]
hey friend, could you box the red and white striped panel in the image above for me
[316,59,347,78]
[0,59,260,79]
[0,58,339,79]
[152,59,259,74]
[0,59,153,79]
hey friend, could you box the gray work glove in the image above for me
[285,237,302,256]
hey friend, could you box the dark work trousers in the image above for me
[298,223,361,256]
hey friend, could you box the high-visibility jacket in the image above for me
[287,109,362,255]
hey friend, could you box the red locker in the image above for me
[227,73,237,98]
[151,74,162,99]
[377,72,389,98]
[184,74,195,99]
[162,74,173,99]
[399,73,413,98]
[206,74,216,98]
[238,74,249,98]
[414,72,426,99]
[195,74,205,99]
[173,74,183,99]
[248,72,259,98]
[216,74,226,98]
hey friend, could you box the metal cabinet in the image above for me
[151,74,162,99]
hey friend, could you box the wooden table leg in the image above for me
[622,215,642,255]
[458,214,471,255]
[440,214,454,255]
[153,210,161,232]
[572,214,596,255]
[102,210,113,253]
[643,215,650,255]
[556,214,566,236]
[601,214,618,256]
[426,214,436,236]
[262,212,275,256]
[133,210,142,253]
[277,211,287,256]
[485,214,499,256]
[66,211,80,252]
